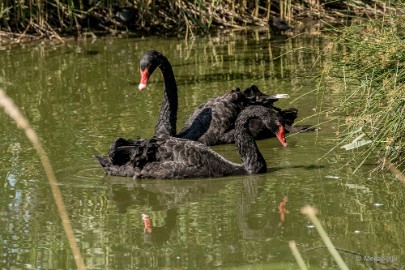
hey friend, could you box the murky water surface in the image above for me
[0,30,403,269]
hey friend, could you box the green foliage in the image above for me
[332,17,404,171]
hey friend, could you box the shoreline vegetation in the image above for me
[327,17,405,174]
[1,0,404,45]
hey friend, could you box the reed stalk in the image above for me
[280,0,284,19]
[266,0,271,20]
[289,241,308,270]
[301,206,349,270]
[0,89,87,270]
[286,0,292,21]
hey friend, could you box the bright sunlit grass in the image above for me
[324,17,405,173]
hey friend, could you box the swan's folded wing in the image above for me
[106,137,159,167]
[179,90,247,145]
[134,162,206,179]
[142,137,244,178]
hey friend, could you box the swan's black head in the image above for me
[138,50,167,91]
[254,106,288,147]
[240,106,288,147]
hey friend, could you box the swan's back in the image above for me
[179,85,291,145]
[97,135,246,179]
[179,89,248,145]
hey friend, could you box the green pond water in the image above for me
[0,30,404,270]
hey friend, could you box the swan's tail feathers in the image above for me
[268,93,289,100]
[243,85,289,105]
[106,136,160,168]
[95,155,110,168]
[107,137,144,165]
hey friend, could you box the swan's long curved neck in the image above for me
[155,60,178,136]
[234,115,267,174]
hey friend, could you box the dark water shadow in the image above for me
[268,164,325,173]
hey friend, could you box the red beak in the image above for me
[276,123,288,147]
[138,69,149,91]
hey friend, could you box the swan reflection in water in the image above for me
[107,176,289,246]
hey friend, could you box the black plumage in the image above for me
[96,106,287,179]
[138,50,303,146]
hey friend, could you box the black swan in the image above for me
[138,50,303,146]
[96,106,287,179]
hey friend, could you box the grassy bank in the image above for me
[0,0,404,44]
[325,17,404,173]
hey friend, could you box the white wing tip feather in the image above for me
[271,94,289,99]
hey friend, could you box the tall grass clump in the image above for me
[330,17,404,173]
